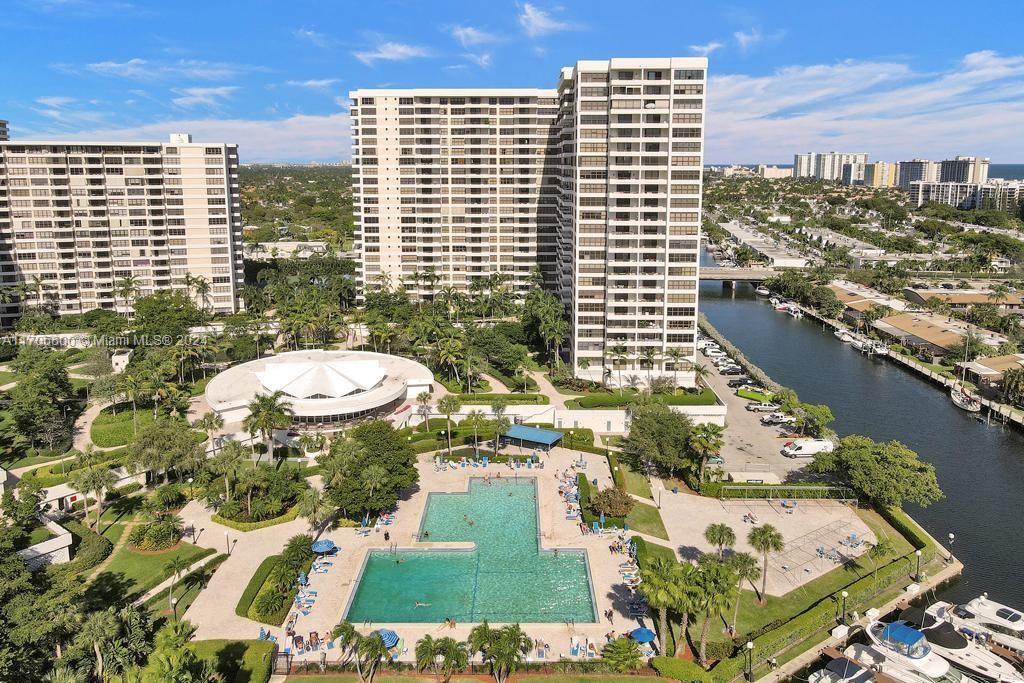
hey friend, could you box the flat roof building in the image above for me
[0,120,8,142]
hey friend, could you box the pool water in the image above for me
[345,478,597,623]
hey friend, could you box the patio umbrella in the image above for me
[377,629,400,648]
[630,628,655,644]
[311,539,337,554]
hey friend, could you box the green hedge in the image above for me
[879,505,933,552]
[652,656,715,681]
[458,392,549,405]
[608,452,627,490]
[47,520,112,579]
[236,556,280,618]
[572,389,717,409]
[20,447,128,488]
[213,505,301,532]
[188,639,276,683]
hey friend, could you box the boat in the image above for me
[755,286,771,296]
[809,657,874,682]
[845,643,978,683]
[930,596,1024,657]
[950,383,982,413]
[866,621,952,680]
[900,607,1024,682]
[787,306,804,319]
[834,329,854,343]
[769,296,782,306]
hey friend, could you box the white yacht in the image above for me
[755,286,771,296]
[867,621,953,680]
[845,643,977,683]
[930,597,1024,657]
[950,384,982,413]
[810,657,874,682]
[834,329,854,343]
[788,306,805,319]
[900,607,1024,682]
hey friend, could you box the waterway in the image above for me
[698,268,1024,608]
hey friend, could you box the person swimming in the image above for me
[415,601,431,608]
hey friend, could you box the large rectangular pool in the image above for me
[345,478,597,623]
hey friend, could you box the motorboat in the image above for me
[930,596,1024,657]
[950,384,982,413]
[834,329,854,343]
[755,286,771,296]
[866,620,952,680]
[788,306,805,319]
[845,643,977,683]
[900,607,1024,682]
[769,296,782,306]
[809,657,874,682]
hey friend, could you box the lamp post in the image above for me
[948,532,956,563]
[915,549,922,581]
[171,597,179,621]
[745,641,754,682]
[841,590,849,625]
[187,477,194,498]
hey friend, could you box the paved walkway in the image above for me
[477,372,510,393]
[88,518,141,581]
[134,551,224,606]
[527,370,570,408]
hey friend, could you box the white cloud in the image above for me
[443,64,469,71]
[518,3,574,38]
[22,112,353,163]
[293,28,332,48]
[705,51,1024,162]
[171,86,239,108]
[464,53,493,69]
[353,42,431,65]
[82,58,254,81]
[451,25,497,47]
[36,96,76,107]
[733,28,785,52]
[284,78,341,90]
[690,42,723,57]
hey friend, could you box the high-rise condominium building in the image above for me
[863,161,898,188]
[910,180,1023,212]
[0,120,8,142]
[350,57,707,386]
[897,159,940,189]
[939,155,989,184]
[840,162,866,186]
[0,133,243,325]
[793,152,868,181]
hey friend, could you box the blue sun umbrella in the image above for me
[311,539,337,554]
[630,628,656,644]
[377,629,400,648]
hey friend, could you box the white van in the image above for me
[781,439,835,458]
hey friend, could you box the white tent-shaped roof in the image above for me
[256,359,385,399]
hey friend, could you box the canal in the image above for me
[699,278,1024,608]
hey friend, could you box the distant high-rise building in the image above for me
[897,159,940,189]
[863,161,898,188]
[0,120,8,142]
[939,155,989,184]
[909,180,1023,211]
[0,133,244,325]
[793,152,869,181]
[841,162,866,186]
[351,57,707,386]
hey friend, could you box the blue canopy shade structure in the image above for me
[630,627,656,643]
[881,623,925,647]
[502,424,563,451]
[311,539,337,554]
[377,629,400,648]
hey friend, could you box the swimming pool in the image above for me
[344,478,597,623]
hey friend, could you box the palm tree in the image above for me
[748,524,785,603]
[435,637,468,683]
[704,522,736,558]
[80,608,118,680]
[727,552,761,635]
[601,636,643,672]
[866,538,896,587]
[114,275,140,316]
[416,391,433,433]
[477,624,532,683]
[688,423,725,483]
[357,631,389,683]
[193,411,224,456]
[609,345,629,395]
[416,634,441,679]
[298,487,331,539]
[118,372,146,434]
[243,390,294,461]
[464,409,486,450]
[209,439,248,501]
[638,556,678,654]
[690,361,711,389]
[362,464,389,502]
[164,556,191,614]
[332,620,360,665]
[665,347,686,393]
[696,556,736,665]
[437,395,461,457]
[68,465,118,532]
[43,666,87,683]
[638,347,659,389]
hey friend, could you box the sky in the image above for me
[2,0,1024,164]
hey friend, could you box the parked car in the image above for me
[781,438,835,458]
[727,377,752,388]
[760,412,796,426]
[745,402,777,412]
[721,366,745,375]
[707,455,725,466]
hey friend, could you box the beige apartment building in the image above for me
[0,133,243,325]
[350,57,706,386]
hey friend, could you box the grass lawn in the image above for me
[288,678,659,683]
[188,639,276,683]
[188,374,214,396]
[94,540,214,601]
[564,388,718,409]
[622,466,654,500]
[626,501,669,540]
[90,404,156,447]
[0,370,18,386]
[145,553,229,620]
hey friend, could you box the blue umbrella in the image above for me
[630,628,656,644]
[311,539,337,554]
[377,629,399,648]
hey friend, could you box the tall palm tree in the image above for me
[114,275,140,316]
[464,409,486,450]
[357,631,389,683]
[671,561,700,656]
[362,465,389,502]
[696,556,736,665]
[727,552,761,636]
[118,373,146,434]
[866,538,896,587]
[416,392,433,432]
[243,390,294,461]
[689,361,711,389]
[638,347,659,389]
[298,487,331,539]
[609,345,629,395]
[638,556,678,655]
[437,395,461,457]
[435,637,469,683]
[68,465,118,533]
[704,522,736,558]
[79,608,118,680]
[665,347,686,394]
[477,624,532,683]
[209,438,248,501]
[192,411,224,456]
[688,423,725,483]
[748,524,785,603]
[164,556,191,614]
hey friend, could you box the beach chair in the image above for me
[592,521,600,533]
[482,456,489,467]
[569,639,581,657]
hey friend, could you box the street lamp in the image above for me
[187,477,194,498]
[171,597,179,621]
[841,590,849,625]
[915,549,922,581]
[745,641,754,681]
[948,532,956,563]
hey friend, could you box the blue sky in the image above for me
[3,0,1024,163]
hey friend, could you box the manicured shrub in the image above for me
[591,487,636,518]
[236,556,280,618]
[652,656,715,681]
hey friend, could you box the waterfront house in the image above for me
[872,313,965,358]
[956,353,1024,390]
[903,288,1024,313]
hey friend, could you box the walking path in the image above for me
[477,372,510,393]
[133,550,224,606]
[88,518,141,581]
[527,370,570,408]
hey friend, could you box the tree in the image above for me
[208,438,248,501]
[808,435,943,508]
[866,537,896,587]
[609,345,630,395]
[590,487,635,518]
[357,631,390,683]
[323,420,418,517]
[748,525,785,603]
[473,624,532,683]
[704,522,736,558]
[622,403,693,478]
[68,465,118,532]
[131,290,205,340]
[79,608,119,680]
[192,411,224,456]
[243,390,294,460]
[464,409,486,449]
[727,552,761,635]
[1002,367,1024,407]
[437,395,461,457]
[164,556,191,614]
[114,274,140,316]
[797,402,834,438]
[688,423,725,483]
[695,555,736,665]
[601,636,643,672]
[416,391,433,433]
[416,635,468,683]
[638,556,678,655]
[298,487,331,539]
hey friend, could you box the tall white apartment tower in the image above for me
[0,133,243,324]
[350,57,706,386]
[793,153,814,178]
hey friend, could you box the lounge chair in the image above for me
[482,456,489,467]
[569,639,581,657]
